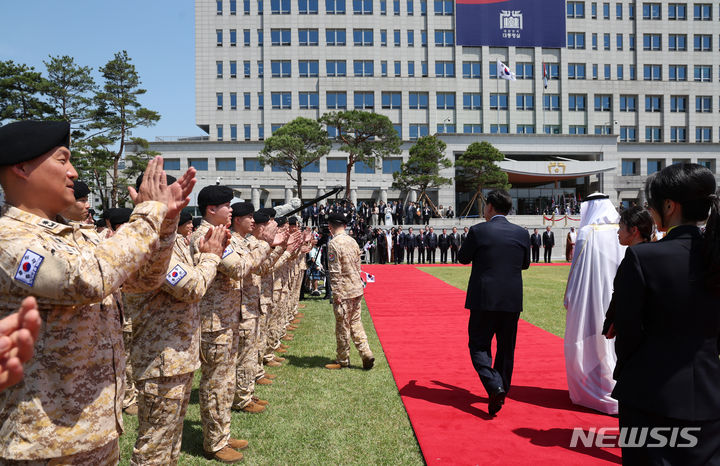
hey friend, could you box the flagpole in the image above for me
[542,62,545,134]
[496,67,500,131]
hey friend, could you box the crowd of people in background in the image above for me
[301,199,455,230]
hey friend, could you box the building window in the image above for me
[544,125,561,135]
[271,0,291,13]
[566,1,585,17]
[407,30,415,46]
[619,126,637,142]
[353,28,373,46]
[421,61,428,76]
[461,62,480,79]
[621,159,639,176]
[694,34,712,51]
[393,29,401,46]
[299,60,319,77]
[271,28,291,45]
[604,64,611,80]
[354,161,375,174]
[603,2,610,18]
[217,0,224,14]
[434,30,454,47]
[326,60,347,76]
[516,125,535,134]
[189,158,209,170]
[244,124,251,140]
[516,94,534,110]
[354,91,374,109]
[353,0,372,14]
[463,93,481,110]
[407,0,414,14]
[436,123,455,133]
[243,29,250,46]
[381,61,388,77]
[643,64,661,80]
[697,158,716,171]
[327,158,348,173]
[326,91,347,109]
[258,125,264,140]
[380,29,387,46]
[380,0,387,14]
[299,28,319,46]
[258,93,264,109]
[670,126,687,142]
[696,127,712,142]
[569,125,587,135]
[164,159,181,170]
[257,61,263,77]
[694,65,712,82]
[216,29,223,46]
[463,124,482,134]
[490,124,509,134]
[409,124,429,139]
[592,33,598,50]
[616,33,623,50]
[544,94,560,111]
[243,92,250,109]
[353,60,374,77]
[669,65,688,81]
[436,92,455,109]
[271,124,284,134]
[693,3,712,19]
[216,158,236,171]
[568,94,587,111]
[643,33,661,50]
[325,29,345,46]
[434,0,453,14]
[642,2,661,19]
[393,0,400,14]
[629,34,635,50]
[603,33,610,50]
[594,94,612,111]
[244,158,264,171]
[516,63,533,79]
[381,92,401,109]
[620,95,637,112]
[229,92,237,110]
[421,30,427,46]
[435,61,455,77]
[567,32,586,49]
[617,64,624,80]
[298,0,319,13]
[645,126,662,142]
[393,61,401,77]
[670,95,687,112]
[696,96,712,112]
[216,92,223,110]
[408,61,415,76]
[645,95,662,112]
[489,93,508,110]
[382,158,403,174]
[271,92,292,109]
[568,63,586,79]
[616,2,622,18]
[595,125,612,135]
[409,92,429,109]
[271,60,291,77]
[257,29,264,46]
[326,0,346,13]
[299,92,319,109]
[647,159,664,174]
[216,61,223,78]
[668,3,687,19]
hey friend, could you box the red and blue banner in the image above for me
[456,0,566,47]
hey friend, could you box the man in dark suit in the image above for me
[416,230,426,263]
[438,228,450,263]
[449,227,461,263]
[426,227,438,264]
[311,203,320,226]
[460,226,469,248]
[458,189,531,416]
[422,205,431,224]
[393,229,404,264]
[542,226,554,263]
[530,228,541,263]
[404,227,416,264]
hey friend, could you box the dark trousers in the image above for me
[450,246,458,263]
[378,247,386,264]
[618,403,720,466]
[406,248,414,264]
[468,311,520,395]
[394,247,403,264]
[440,247,448,263]
[531,246,540,263]
[427,248,436,264]
[417,248,425,263]
[544,247,552,263]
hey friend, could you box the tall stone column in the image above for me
[251,188,260,210]
[285,188,293,203]
[350,188,357,205]
[380,188,388,204]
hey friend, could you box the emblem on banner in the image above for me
[500,10,523,39]
[548,162,567,174]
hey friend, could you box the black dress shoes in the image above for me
[488,388,506,417]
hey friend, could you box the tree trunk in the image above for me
[476,188,484,218]
[296,168,303,202]
[345,160,352,200]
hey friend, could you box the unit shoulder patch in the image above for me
[14,249,45,287]
[166,264,188,286]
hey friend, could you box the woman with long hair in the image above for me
[611,163,720,465]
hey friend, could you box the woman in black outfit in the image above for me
[611,163,720,465]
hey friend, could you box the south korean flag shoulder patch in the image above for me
[14,249,45,287]
[222,246,234,259]
[166,264,188,286]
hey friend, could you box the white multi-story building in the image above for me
[133,0,720,214]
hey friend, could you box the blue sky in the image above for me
[1,0,205,141]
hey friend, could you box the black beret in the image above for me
[73,180,90,200]
[179,210,193,226]
[95,217,106,229]
[192,217,202,229]
[0,120,70,166]
[134,173,177,190]
[106,207,133,228]
[257,207,276,218]
[198,185,233,207]
[328,212,349,224]
[288,216,298,225]
[231,201,254,218]
[275,216,287,227]
[253,211,270,224]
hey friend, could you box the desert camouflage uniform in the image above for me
[121,298,137,410]
[328,231,373,366]
[190,220,270,453]
[253,242,284,379]
[265,250,294,362]
[125,235,221,465]
[0,202,173,462]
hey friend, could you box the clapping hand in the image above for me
[0,297,42,392]
[128,157,197,219]
[287,230,303,252]
[268,225,289,248]
[198,225,230,258]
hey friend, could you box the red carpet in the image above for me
[362,264,621,465]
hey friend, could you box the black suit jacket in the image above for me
[438,234,450,249]
[611,225,720,421]
[404,233,416,249]
[449,233,461,248]
[458,216,531,313]
[426,233,438,248]
[530,233,541,247]
[542,231,555,248]
[415,234,425,248]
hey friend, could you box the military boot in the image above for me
[252,396,269,406]
[204,446,243,463]
[241,402,266,413]
[228,438,249,450]
[257,376,274,385]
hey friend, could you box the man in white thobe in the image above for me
[563,193,626,414]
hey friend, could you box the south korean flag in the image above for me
[14,249,45,287]
[166,264,188,286]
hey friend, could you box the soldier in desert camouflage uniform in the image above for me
[190,187,285,463]
[0,121,195,464]
[324,212,375,370]
[125,183,229,465]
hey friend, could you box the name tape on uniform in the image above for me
[14,249,45,287]
[166,264,188,286]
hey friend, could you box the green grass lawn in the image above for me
[418,265,571,338]
[119,297,423,465]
